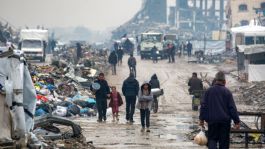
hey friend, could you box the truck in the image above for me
[20,29,48,62]
[140,32,165,59]
[163,34,178,49]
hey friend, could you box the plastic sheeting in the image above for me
[0,56,37,141]
[0,94,12,141]
[192,40,226,55]
[248,64,265,82]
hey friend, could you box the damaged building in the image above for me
[112,0,227,40]
[171,0,226,32]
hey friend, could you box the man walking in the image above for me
[108,50,118,75]
[117,47,124,66]
[91,73,110,122]
[188,72,203,94]
[167,43,172,63]
[170,44,176,63]
[122,73,139,123]
[128,54,137,77]
[187,41,192,57]
[199,71,240,149]
[151,46,158,63]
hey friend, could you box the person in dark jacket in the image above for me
[188,72,203,94]
[167,43,172,63]
[91,73,110,122]
[122,73,139,123]
[170,44,176,63]
[149,74,160,89]
[76,43,82,63]
[108,50,118,75]
[149,74,160,113]
[128,54,137,77]
[199,71,240,149]
[117,47,124,66]
[187,41,192,57]
[151,46,158,63]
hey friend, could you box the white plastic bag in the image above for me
[194,129,208,146]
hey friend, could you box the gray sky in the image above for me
[0,0,142,31]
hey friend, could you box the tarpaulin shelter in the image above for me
[237,44,265,82]
[0,49,36,145]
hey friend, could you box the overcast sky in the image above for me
[0,0,142,31]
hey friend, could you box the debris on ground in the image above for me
[237,81,265,112]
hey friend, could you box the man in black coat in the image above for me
[187,41,192,57]
[199,71,240,149]
[128,54,137,77]
[122,73,139,123]
[170,44,176,63]
[151,46,158,63]
[108,50,118,75]
[188,72,203,94]
[149,74,160,89]
[117,48,124,66]
[91,73,110,122]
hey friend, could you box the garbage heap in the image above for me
[31,46,109,118]
[237,81,265,112]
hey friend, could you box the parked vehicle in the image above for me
[20,29,48,62]
[140,32,165,59]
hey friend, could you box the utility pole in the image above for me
[220,0,224,29]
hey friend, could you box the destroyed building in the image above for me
[173,0,226,32]
[112,0,227,40]
[142,0,167,23]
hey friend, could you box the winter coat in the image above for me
[199,83,240,124]
[187,42,192,51]
[149,74,160,89]
[91,79,110,99]
[108,51,118,65]
[128,57,136,67]
[109,92,123,107]
[151,47,158,58]
[122,76,139,97]
[188,77,203,94]
[117,49,124,59]
[137,82,153,110]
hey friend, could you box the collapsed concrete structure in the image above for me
[112,0,227,40]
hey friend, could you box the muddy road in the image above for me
[72,55,233,149]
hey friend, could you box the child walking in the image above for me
[109,86,123,122]
[137,81,153,132]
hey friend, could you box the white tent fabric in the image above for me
[248,64,265,82]
[237,44,265,54]
[231,25,265,36]
[0,55,37,141]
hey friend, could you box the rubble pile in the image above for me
[31,45,109,118]
[238,81,265,111]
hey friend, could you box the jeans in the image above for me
[125,96,136,121]
[140,109,150,128]
[111,64,116,75]
[96,98,107,121]
[208,122,231,149]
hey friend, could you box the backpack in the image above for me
[129,57,136,66]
